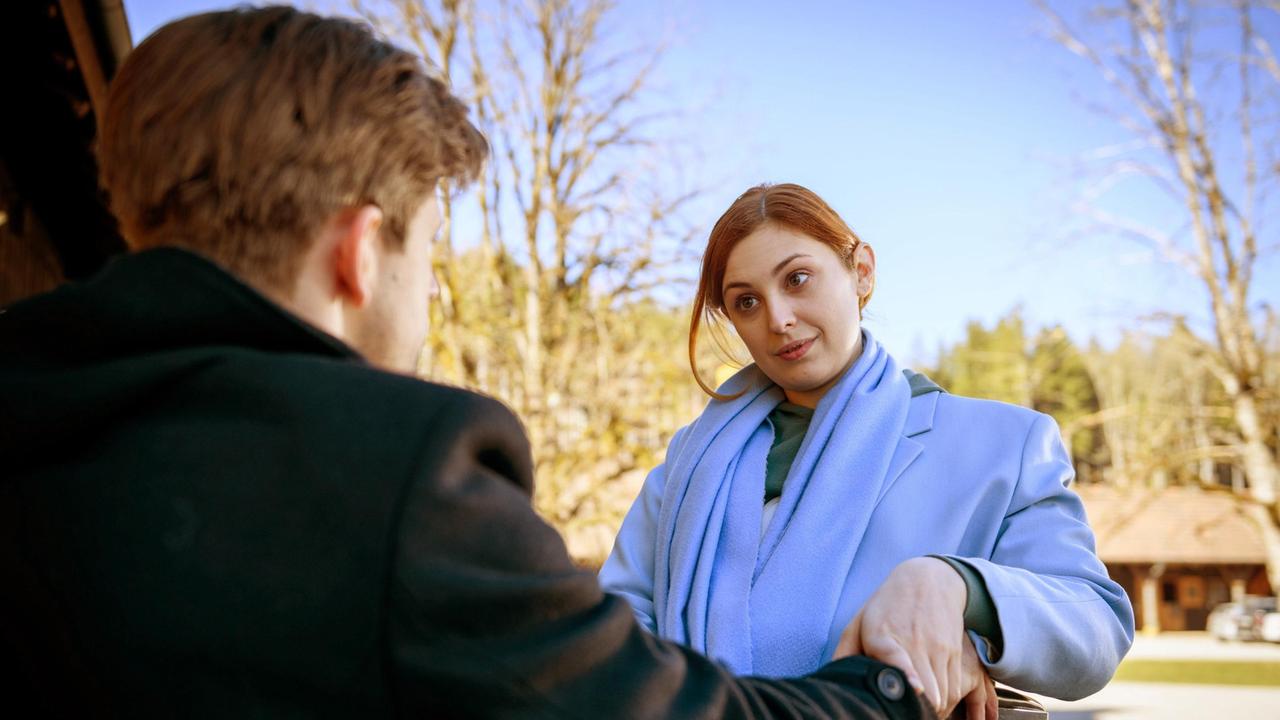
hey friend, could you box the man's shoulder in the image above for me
[235,351,519,426]
[202,351,533,483]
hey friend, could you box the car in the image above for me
[1261,612,1280,643]
[1208,596,1278,641]
[1208,601,1244,641]
[1237,597,1279,641]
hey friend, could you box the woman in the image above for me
[600,183,1134,718]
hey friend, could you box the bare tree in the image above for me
[351,0,706,562]
[1038,0,1280,587]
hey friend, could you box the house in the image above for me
[1076,484,1273,633]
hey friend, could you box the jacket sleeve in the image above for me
[385,394,931,720]
[945,412,1135,700]
[598,427,688,633]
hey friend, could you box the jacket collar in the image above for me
[902,369,943,438]
[869,371,942,507]
[65,247,365,362]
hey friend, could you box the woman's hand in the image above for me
[957,644,997,720]
[834,557,996,719]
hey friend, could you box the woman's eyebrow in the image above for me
[723,254,813,294]
[771,253,810,275]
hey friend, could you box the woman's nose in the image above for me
[768,300,796,334]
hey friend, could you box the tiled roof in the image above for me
[1075,485,1267,565]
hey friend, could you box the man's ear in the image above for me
[332,205,384,308]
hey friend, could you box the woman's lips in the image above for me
[776,337,815,361]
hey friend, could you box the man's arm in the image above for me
[386,392,931,719]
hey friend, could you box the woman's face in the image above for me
[720,224,874,408]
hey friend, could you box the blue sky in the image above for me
[123,0,1279,365]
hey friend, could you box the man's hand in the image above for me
[834,557,996,719]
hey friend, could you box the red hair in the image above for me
[689,183,871,399]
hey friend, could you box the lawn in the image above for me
[1114,659,1280,687]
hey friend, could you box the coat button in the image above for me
[876,668,905,701]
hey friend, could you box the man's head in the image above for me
[98,6,487,370]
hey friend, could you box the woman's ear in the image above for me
[853,243,876,297]
[331,205,384,308]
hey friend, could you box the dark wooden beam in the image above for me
[0,0,131,298]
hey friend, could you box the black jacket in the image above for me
[0,248,930,719]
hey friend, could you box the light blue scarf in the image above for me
[652,330,911,677]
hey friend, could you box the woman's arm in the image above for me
[599,427,687,632]
[943,412,1135,699]
[837,410,1132,711]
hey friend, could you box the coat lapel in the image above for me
[873,389,940,507]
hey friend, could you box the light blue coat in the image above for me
[600,387,1135,700]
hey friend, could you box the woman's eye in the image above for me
[735,296,758,311]
[787,271,811,288]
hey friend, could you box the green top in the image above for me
[762,369,940,503]
[764,402,813,502]
[760,369,1003,657]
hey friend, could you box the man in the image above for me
[0,7,930,719]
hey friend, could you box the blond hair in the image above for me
[99,6,487,290]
